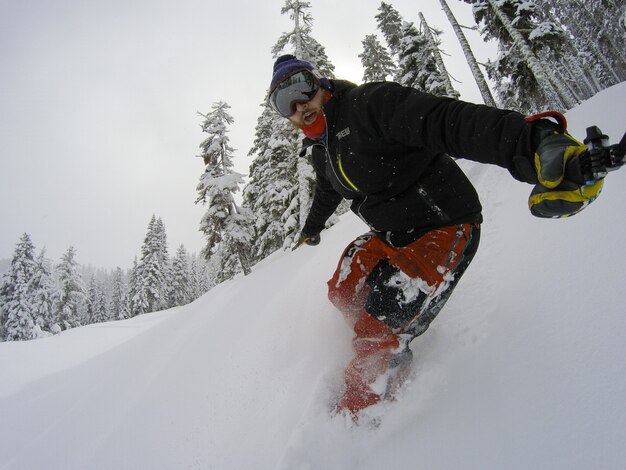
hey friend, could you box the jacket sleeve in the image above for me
[301,144,344,236]
[359,82,541,183]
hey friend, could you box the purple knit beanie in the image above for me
[269,54,331,93]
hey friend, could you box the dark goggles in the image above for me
[268,69,320,118]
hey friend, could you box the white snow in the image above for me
[1,83,625,469]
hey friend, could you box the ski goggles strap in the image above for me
[268,69,320,118]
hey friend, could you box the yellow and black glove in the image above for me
[527,114,603,218]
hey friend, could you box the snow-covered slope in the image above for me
[1,84,625,470]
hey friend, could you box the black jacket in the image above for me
[302,80,538,246]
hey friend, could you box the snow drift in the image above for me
[1,83,625,470]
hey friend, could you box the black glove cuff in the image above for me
[510,155,538,183]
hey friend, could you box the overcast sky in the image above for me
[0,0,495,270]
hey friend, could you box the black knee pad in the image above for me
[365,259,426,329]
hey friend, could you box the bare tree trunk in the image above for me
[229,202,251,276]
[293,2,303,57]
[235,245,251,276]
[437,0,497,107]
[297,156,311,233]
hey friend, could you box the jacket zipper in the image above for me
[318,142,373,229]
[318,142,354,194]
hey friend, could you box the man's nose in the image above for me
[295,101,307,112]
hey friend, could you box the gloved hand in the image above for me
[292,232,321,250]
[527,114,603,218]
[534,127,587,189]
[528,178,603,218]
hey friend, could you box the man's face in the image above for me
[288,87,325,128]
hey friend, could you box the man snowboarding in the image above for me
[267,54,603,417]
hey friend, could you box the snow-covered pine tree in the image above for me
[418,12,460,99]
[396,20,460,98]
[53,246,85,331]
[541,0,625,89]
[196,101,252,281]
[30,249,55,336]
[438,0,497,106]
[530,1,598,100]
[189,254,212,300]
[272,0,336,77]
[243,105,302,261]
[130,215,170,315]
[464,0,577,113]
[168,245,192,308]
[243,1,338,259]
[256,0,337,250]
[376,3,460,98]
[109,267,129,320]
[128,257,142,317]
[153,217,171,309]
[84,275,98,325]
[0,234,37,341]
[359,34,396,82]
[84,276,108,325]
[376,2,404,59]
[91,280,108,324]
[568,0,626,81]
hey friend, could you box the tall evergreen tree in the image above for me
[189,255,211,301]
[30,249,55,335]
[418,12,460,99]
[153,217,171,300]
[0,234,37,341]
[359,34,396,82]
[464,0,577,112]
[271,0,335,244]
[91,280,109,324]
[196,101,252,280]
[374,3,460,98]
[130,215,170,315]
[376,2,404,58]
[84,275,98,325]
[168,245,192,308]
[569,0,626,81]
[84,276,108,324]
[396,20,459,97]
[109,267,130,320]
[244,0,337,259]
[533,1,601,99]
[244,105,302,260]
[53,246,85,331]
[128,257,142,317]
[271,0,336,77]
[538,0,625,89]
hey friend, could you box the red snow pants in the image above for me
[328,224,480,414]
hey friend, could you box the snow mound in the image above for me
[1,83,625,470]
